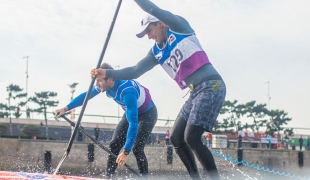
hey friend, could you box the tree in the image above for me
[220,100,245,136]
[21,124,41,137]
[241,122,254,133]
[0,123,8,136]
[266,110,293,138]
[6,84,27,135]
[0,103,9,118]
[28,91,59,139]
[244,101,269,148]
[220,119,233,133]
[213,120,221,133]
[284,128,294,136]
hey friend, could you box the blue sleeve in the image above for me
[67,86,100,110]
[122,90,139,151]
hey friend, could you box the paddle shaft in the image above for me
[54,0,123,174]
[61,115,144,179]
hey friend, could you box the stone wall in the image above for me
[0,138,309,178]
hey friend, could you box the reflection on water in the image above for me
[75,164,306,180]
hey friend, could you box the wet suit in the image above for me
[67,79,157,178]
[105,0,226,179]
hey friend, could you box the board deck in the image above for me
[0,171,101,180]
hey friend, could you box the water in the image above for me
[74,164,303,180]
[2,146,310,180]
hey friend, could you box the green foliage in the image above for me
[0,103,9,118]
[21,124,41,137]
[0,135,20,138]
[13,110,22,119]
[216,100,293,138]
[6,84,27,107]
[244,101,269,134]
[284,128,294,136]
[213,121,221,132]
[28,91,59,139]
[0,103,8,111]
[0,112,8,118]
[266,110,292,136]
[36,136,55,140]
[220,100,246,134]
[0,123,8,135]
[4,84,27,135]
[20,136,33,139]
[0,82,295,138]
[28,91,59,120]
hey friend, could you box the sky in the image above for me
[0,0,309,133]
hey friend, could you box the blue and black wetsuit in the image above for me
[67,79,157,178]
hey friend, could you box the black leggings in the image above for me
[170,117,219,180]
[106,106,157,178]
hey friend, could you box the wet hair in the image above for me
[100,63,114,70]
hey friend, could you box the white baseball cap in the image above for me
[136,14,159,38]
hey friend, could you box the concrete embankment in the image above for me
[0,138,309,179]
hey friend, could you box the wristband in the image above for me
[123,150,130,155]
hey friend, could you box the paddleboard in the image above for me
[0,171,101,180]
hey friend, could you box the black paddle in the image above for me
[60,115,144,179]
[54,0,123,175]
